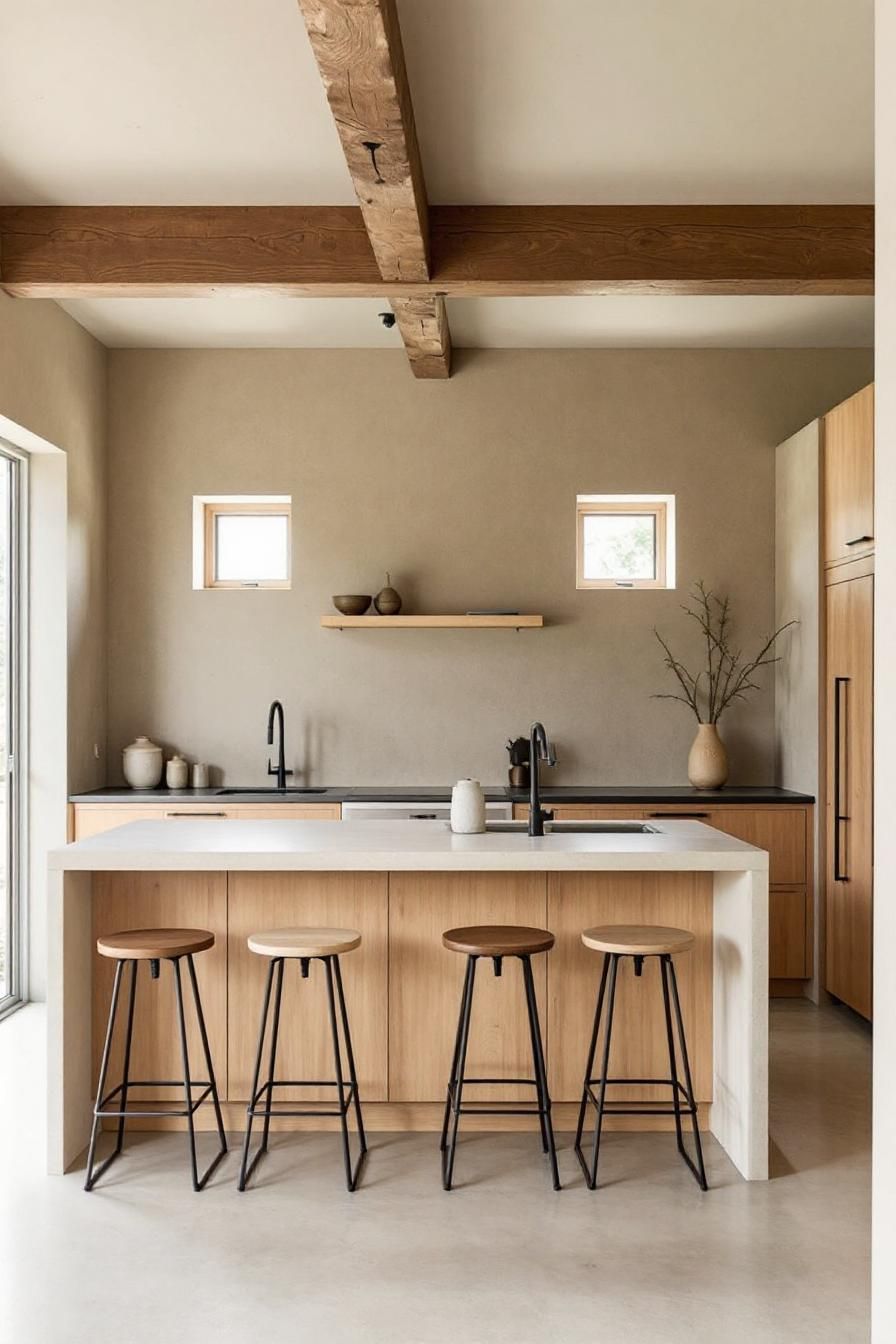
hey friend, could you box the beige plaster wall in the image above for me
[106,347,872,787]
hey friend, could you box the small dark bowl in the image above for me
[333,594,372,616]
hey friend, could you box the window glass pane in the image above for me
[215,513,289,583]
[582,512,657,581]
[0,456,12,1000]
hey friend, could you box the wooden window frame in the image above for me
[576,495,674,590]
[203,500,291,589]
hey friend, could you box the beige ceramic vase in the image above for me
[687,723,728,790]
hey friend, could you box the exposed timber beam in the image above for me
[0,205,874,298]
[390,296,451,379]
[296,0,429,283]
[296,0,451,375]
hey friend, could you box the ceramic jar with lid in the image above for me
[122,736,164,790]
[166,754,189,790]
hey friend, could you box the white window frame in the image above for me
[576,493,676,590]
[192,495,291,590]
[0,439,28,1020]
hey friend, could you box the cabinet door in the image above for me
[92,873,228,1099]
[513,804,647,821]
[228,872,388,1101]
[388,873,548,1101]
[825,574,874,1019]
[823,384,874,566]
[707,809,807,887]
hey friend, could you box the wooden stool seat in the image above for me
[442,925,555,957]
[247,927,362,959]
[96,928,215,960]
[581,924,695,957]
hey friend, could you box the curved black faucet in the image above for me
[528,721,556,836]
[267,700,293,791]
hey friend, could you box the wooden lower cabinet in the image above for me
[90,868,715,1128]
[91,872,228,1100]
[546,872,713,1102]
[73,801,340,839]
[227,872,389,1101]
[388,872,548,1102]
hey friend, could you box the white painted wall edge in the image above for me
[873,3,894,1336]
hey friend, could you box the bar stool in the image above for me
[440,925,560,1191]
[85,928,227,1192]
[574,924,708,1191]
[238,927,367,1192]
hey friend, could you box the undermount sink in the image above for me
[215,787,328,796]
[482,820,658,834]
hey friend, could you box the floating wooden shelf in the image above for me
[321,614,544,630]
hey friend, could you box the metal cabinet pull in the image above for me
[164,810,228,818]
[833,676,850,882]
[648,811,709,819]
[845,534,873,546]
[410,812,438,820]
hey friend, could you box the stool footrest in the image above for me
[247,1079,360,1121]
[94,1079,215,1119]
[582,1077,696,1117]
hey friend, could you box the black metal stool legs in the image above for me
[660,954,708,1191]
[175,955,228,1191]
[238,955,367,1193]
[441,954,559,1192]
[85,955,226,1193]
[575,951,708,1192]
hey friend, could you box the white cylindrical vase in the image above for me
[450,779,486,834]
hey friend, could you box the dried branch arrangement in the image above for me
[654,581,796,725]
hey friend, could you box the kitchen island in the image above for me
[48,818,769,1179]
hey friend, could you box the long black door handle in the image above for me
[833,676,850,881]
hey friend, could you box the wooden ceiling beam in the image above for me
[390,296,451,379]
[296,0,429,284]
[296,0,450,375]
[0,204,873,297]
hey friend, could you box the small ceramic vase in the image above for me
[374,573,403,616]
[165,754,189,790]
[450,779,486,834]
[122,736,164,790]
[191,762,209,789]
[687,723,729,790]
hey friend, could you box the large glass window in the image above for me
[0,443,26,1017]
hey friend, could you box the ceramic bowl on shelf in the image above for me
[332,594,372,616]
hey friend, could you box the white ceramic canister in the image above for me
[165,754,189,790]
[191,762,209,789]
[122,736,164,790]
[450,778,486,834]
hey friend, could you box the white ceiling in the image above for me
[58,295,873,349]
[2,1,874,348]
[0,1,873,206]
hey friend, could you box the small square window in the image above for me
[193,496,291,589]
[576,495,675,590]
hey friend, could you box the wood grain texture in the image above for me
[73,801,340,837]
[823,383,875,567]
[321,614,543,628]
[547,872,713,1103]
[824,573,873,1019]
[1,205,873,297]
[296,0,429,283]
[228,872,389,1100]
[390,295,451,377]
[768,888,808,979]
[91,873,227,1099]
[389,872,549,1102]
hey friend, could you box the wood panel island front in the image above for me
[48,818,769,1180]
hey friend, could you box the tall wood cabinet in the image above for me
[822,385,874,1020]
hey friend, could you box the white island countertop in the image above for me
[50,817,768,873]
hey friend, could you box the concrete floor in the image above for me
[0,1001,870,1344]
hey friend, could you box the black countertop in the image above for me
[70,784,814,805]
